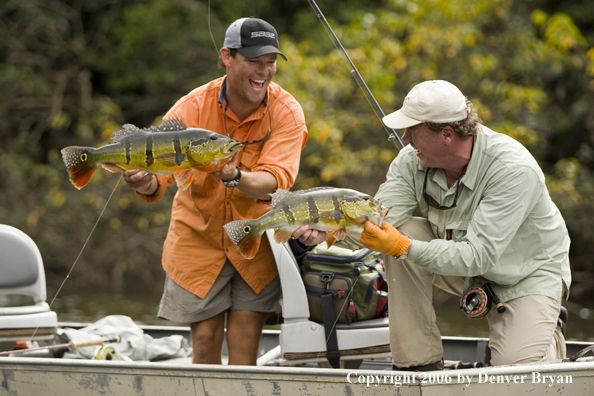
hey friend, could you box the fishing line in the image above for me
[207,0,221,60]
[306,0,405,150]
[18,175,123,354]
[304,0,402,366]
[48,175,123,310]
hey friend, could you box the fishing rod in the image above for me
[0,336,121,357]
[307,0,405,150]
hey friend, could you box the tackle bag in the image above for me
[299,243,388,368]
[301,244,388,324]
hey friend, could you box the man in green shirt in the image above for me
[295,80,571,370]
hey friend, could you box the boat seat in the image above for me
[0,224,58,343]
[264,229,390,367]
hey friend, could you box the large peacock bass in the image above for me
[224,187,390,259]
[61,119,242,190]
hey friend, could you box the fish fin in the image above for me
[144,118,187,132]
[270,187,338,208]
[112,124,142,141]
[61,146,97,189]
[101,163,125,173]
[156,153,187,167]
[111,119,188,141]
[342,213,365,226]
[270,187,336,207]
[174,171,194,190]
[325,228,346,248]
[224,220,261,259]
[270,189,293,208]
[273,229,293,244]
[188,160,223,173]
[377,204,391,228]
[297,187,337,193]
[66,163,96,189]
[237,235,261,259]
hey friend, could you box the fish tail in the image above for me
[224,219,261,259]
[61,146,97,189]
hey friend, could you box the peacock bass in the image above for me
[224,187,390,259]
[61,119,242,190]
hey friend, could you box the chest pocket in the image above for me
[427,211,470,241]
[238,140,264,171]
[445,220,470,241]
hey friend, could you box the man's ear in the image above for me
[441,125,455,142]
[220,48,231,68]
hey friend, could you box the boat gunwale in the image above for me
[2,355,594,379]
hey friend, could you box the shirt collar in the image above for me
[457,126,483,191]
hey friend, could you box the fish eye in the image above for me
[363,196,369,200]
[243,226,251,233]
[80,153,87,161]
[210,135,218,140]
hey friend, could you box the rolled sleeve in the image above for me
[252,113,307,190]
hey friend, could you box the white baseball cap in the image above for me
[382,80,469,129]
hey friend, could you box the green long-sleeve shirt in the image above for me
[375,125,571,303]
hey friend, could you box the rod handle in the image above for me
[68,336,121,350]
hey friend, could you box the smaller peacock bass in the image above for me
[61,119,242,190]
[224,187,390,259]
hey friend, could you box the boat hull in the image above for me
[1,356,594,396]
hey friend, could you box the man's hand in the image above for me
[209,153,238,182]
[123,169,157,195]
[292,225,327,246]
[359,220,411,257]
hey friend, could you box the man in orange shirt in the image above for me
[123,17,308,365]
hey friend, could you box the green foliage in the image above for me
[88,0,225,125]
[1,0,594,300]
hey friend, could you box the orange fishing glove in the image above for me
[359,220,411,258]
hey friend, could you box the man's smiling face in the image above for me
[224,51,277,109]
[402,123,449,169]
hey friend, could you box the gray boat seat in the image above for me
[264,229,390,368]
[0,224,58,343]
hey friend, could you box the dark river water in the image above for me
[50,290,594,342]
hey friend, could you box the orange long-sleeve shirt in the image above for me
[138,76,307,298]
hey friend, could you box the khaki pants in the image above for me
[387,217,566,367]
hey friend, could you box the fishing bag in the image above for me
[301,244,388,325]
[296,243,388,368]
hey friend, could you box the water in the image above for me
[51,291,594,342]
[51,292,177,326]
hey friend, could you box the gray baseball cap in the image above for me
[223,17,287,61]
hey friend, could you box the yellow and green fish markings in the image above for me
[61,119,242,190]
[224,187,390,259]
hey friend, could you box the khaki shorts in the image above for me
[158,260,280,323]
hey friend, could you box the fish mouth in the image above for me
[224,141,243,154]
[378,204,391,228]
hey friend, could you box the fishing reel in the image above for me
[460,277,506,319]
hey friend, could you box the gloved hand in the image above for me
[359,220,411,257]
